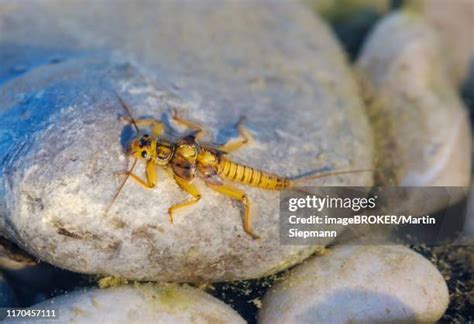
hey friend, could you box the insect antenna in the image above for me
[104,92,141,215]
[104,158,138,215]
[289,169,373,198]
[116,92,139,132]
[290,169,373,186]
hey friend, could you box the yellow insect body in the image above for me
[217,158,290,190]
[108,95,368,239]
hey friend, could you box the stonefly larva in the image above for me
[105,94,370,239]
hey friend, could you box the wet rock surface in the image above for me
[4,284,245,324]
[0,1,373,282]
[259,245,450,323]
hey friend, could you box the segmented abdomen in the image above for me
[217,158,290,190]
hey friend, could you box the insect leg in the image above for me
[117,160,157,189]
[205,182,259,239]
[116,94,167,136]
[171,108,207,141]
[120,117,166,137]
[218,117,253,153]
[168,176,202,224]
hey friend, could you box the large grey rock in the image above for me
[0,1,373,282]
[4,284,245,324]
[259,245,449,323]
[357,12,471,191]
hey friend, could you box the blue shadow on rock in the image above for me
[0,42,83,86]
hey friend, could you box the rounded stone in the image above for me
[356,12,471,190]
[4,284,245,324]
[416,0,474,85]
[259,245,449,323]
[0,1,373,282]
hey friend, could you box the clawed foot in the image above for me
[167,210,174,224]
[245,230,260,240]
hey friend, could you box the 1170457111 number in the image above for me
[2,308,58,320]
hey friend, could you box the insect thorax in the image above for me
[154,139,175,164]
[169,141,200,180]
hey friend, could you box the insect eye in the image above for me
[141,151,148,158]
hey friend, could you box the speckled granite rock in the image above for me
[0,1,373,282]
[259,245,449,323]
[357,11,471,191]
[4,284,245,324]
